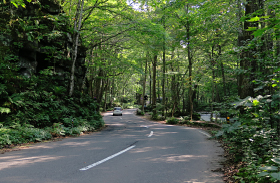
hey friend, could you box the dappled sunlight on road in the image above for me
[132,146,174,153]
[122,111,134,114]
[147,154,208,163]
[0,155,64,170]
[108,123,125,126]
[61,141,93,147]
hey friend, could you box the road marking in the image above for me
[197,130,211,138]
[148,131,153,137]
[140,125,148,128]
[80,145,135,171]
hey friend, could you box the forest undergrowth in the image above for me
[0,69,104,151]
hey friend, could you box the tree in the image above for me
[69,0,84,96]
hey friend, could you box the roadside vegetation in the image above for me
[1,0,280,182]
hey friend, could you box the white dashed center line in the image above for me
[148,131,153,137]
[80,145,135,171]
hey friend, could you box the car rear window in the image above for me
[114,107,121,110]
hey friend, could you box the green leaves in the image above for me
[247,16,260,22]
[272,158,280,165]
[246,27,257,31]
[271,172,280,180]
[10,0,31,8]
[258,158,280,180]
[260,166,278,171]
[0,107,11,114]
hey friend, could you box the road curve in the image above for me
[0,109,224,183]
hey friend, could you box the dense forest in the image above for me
[0,0,280,182]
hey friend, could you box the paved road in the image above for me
[0,109,224,183]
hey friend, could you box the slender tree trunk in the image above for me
[171,73,176,117]
[218,45,227,97]
[111,73,115,108]
[162,17,166,118]
[149,64,152,105]
[141,53,148,112]
[103,79,109,112]
[82,48,94,93]
[237,0,243,96]
[183,88,186,113]
[210,46,215,122]
[157,73,160,101]
[69,0,84,96]
[152,55,157,117]
[185,4,193,120]
[94,69,104,108]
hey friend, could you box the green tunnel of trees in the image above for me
[1,0,280,182]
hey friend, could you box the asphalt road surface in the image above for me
[0,109,224,183]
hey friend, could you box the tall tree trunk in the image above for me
[237,0,243,96]
[157,73,160,101]
[210,46,215,122]
[94,69,104,110]
[239,0,259,99]
[82,48,94,93]
[149,64,152,105]
[152,55,157,117]
[141,53,148,112]
[111,73,115,108]
[103,79,109,112]
[162,17,166,117]
[171,73,176,117]
[185,4,193,120]
[69,0,84,96]
[218,45,227,97]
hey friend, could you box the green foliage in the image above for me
[166,117,179,125]
[0,123,52,148]
[192,112,201,120]
[216,91,280,182]
[136,109,144,115]
[0,65,103,148]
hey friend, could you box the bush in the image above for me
[158,115,165,121]
[144,104,153,112]
[192,112,201,120]
[151,113,159,120]
[184,116,191,121]
[166,117,179,125]
[136,109,144,115]
[0,124,53,148]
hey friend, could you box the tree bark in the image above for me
[210,45,215,122]
[162,53,166,117]
[141,53,148,112]
[152,55,157,117]
[149,64,152,105]
[185,4,193,120]
[218,45,227,97]
[69,0,84,96]
[103,78,109,112]
[238,0,259,99]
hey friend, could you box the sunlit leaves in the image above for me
[247,16,260,22]
[0,107,11,114]
[10,0,31,8]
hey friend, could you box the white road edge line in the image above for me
[148,131,153,137]
[80,145,136,171]
[197,130,211,138]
